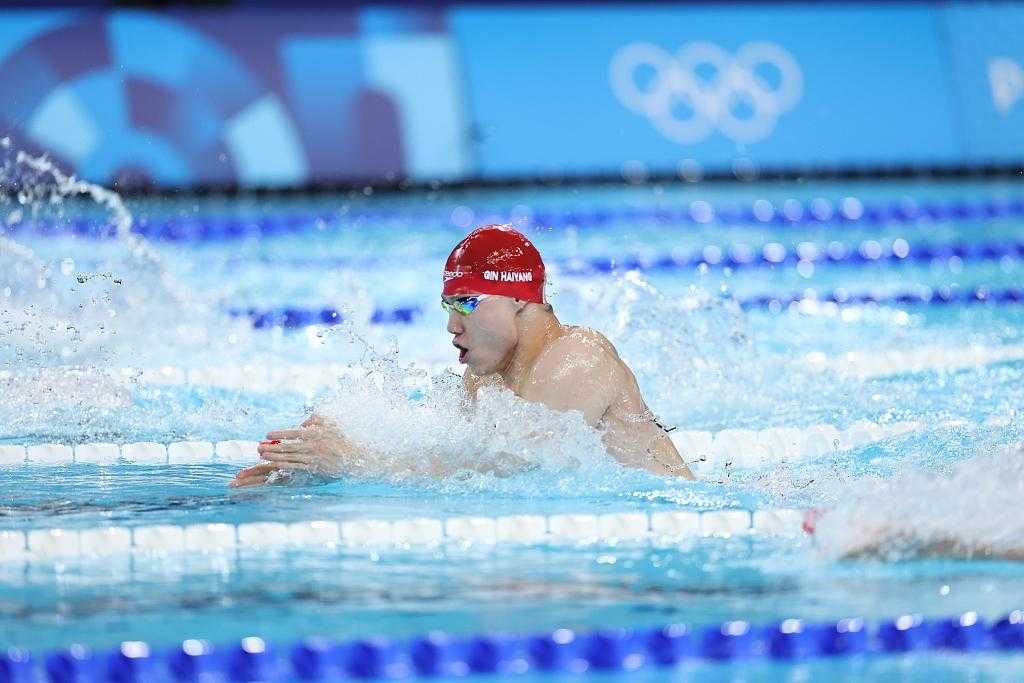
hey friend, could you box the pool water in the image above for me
[1,170,1023,678]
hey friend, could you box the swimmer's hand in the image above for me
[229,461,289,488]
[228,414,357,487]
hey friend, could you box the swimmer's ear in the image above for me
[513,298,527,314]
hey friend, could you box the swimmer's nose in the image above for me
[446,310,463,334]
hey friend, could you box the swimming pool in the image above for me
[2,165,1024,679]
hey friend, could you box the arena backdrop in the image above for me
[0,2,1021,188]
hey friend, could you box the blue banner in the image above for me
[450,3,962,176]
[942,2,1024,162]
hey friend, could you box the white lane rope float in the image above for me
[804,344,1024,380]
[0,508,808,564]
[0,419,925,471]
[4,344,1020,401]
[115,343,1024,393]
[0,439,260,466]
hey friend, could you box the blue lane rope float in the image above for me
[4,196,1024,242]
[227,306,420,329]
[48,237,1024,279]
[181,237,1024,275]
[230,285,1024,328]
[4,611,1022,682]
[554,239,1024,275]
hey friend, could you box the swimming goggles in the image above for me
[441,294,494,316]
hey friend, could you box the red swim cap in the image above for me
[442,224,546,303]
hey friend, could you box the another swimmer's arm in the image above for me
[806,510,1024,561]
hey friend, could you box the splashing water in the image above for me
[1,150,237,367]
[295,319,754,512]
[307,322,630,496]
[0,147,259,439]
[813,436,1024,561]
[554,270,756,428]
[14,149,143,249]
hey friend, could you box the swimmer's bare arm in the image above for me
[517,342,617,425]
[230,407,515,487]
[603,419,695,479]
[229,414,454,487]
[840,537,1024,561]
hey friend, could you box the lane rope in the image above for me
[554,239,1024,274]
[4,610,1022,680]
[8,195,1023,241]
[804,344,1024,379]
[77,238,1024,274]
[227,285,1024,328]
[0,419,923,470]
[101,344,1024,395]
[0,508,807,565]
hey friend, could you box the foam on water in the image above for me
[813,428,1024,561]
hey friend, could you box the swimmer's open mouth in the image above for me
[453,340,468,363]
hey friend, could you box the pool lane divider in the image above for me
[554,239,1024,274]
[8,195,1024,241]
[136,237,1024,275]
[105,344,1024,397]
[0,419,923,471]
[804,344,1024,379]
[0,508,808,566]
[231,285,1024,329]
[4,611,1023,682]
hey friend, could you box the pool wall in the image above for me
[0,1,1021,188]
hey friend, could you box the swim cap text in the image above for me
[483,270,533,282]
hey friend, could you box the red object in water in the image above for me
[260,439,281,445]
[802,508,824,534]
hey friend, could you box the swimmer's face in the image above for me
[446,294,522,373]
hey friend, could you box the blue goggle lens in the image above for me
[441,296,482,315]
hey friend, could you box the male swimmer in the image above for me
[231,224,694,487]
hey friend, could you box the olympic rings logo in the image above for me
[989,57,1024,115]
[610,41,804,144]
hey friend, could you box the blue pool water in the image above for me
[1,166,1023,678]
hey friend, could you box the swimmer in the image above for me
[231,224,694,487]
[803,507,1024,561]
[803,441,1024,561]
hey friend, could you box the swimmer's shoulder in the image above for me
[549,326,623,362]
[541,326,646,399]
[533,326,624,380]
